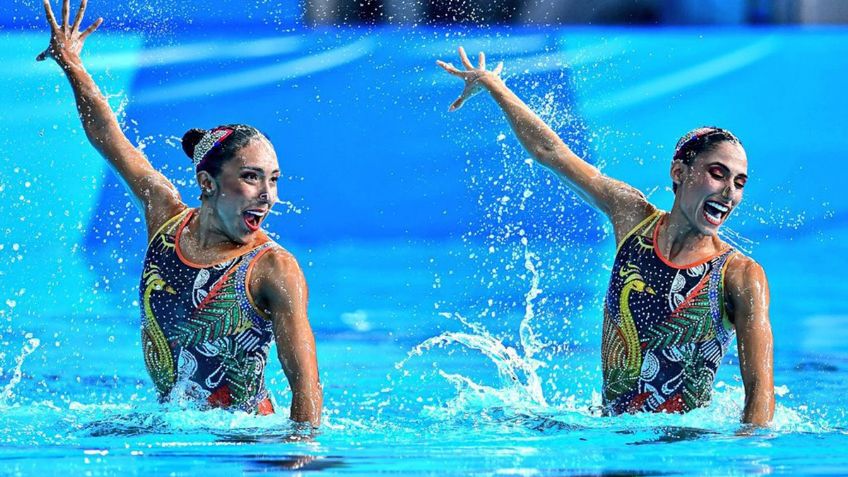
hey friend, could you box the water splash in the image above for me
[397,240,555,416]
[719,226,757,255]
[1,333,40,406]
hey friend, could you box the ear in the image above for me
[196,171,217,199]
[670,160,687,190]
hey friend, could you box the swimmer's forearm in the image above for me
[479,76,607,210]
[481,76,576,167]
[61,62,138,164]
[290,381,323,426]
[742,384,775,426]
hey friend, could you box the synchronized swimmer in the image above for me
[38,0,322,425]
[438,47,774,425]
[38,0,774,427]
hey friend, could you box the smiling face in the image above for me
[197,137,280,243]
[671,140,748,235]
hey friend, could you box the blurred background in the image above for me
[303,0,848,25]
[6,0,848,27]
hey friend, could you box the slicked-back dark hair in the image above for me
[672,126,743,193]
[181,124,270,178]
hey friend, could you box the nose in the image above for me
[721,183,732,198]
[258,180,276,204]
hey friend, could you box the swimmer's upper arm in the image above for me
[137,170,186,241]
[726,255,774,426]
[91,134,183,240]
[524,132,656,239]
[476,76,655,233]
[249,248,322,426]
[548,153,656,243]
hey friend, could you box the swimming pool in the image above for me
[1,21,847,476]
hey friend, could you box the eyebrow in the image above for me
[239,166,281,175]
[707,162,747,180]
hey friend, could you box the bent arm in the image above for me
[439,48,654,240]
[251,249,323,427]
[481,76,654,239]
[727,256,775,426]
[39,0,182,237]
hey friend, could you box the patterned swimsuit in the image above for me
[602,211,736,414]
[140,208,278,413]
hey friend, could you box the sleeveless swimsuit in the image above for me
[602,211,736,414]
[140,208,277,414]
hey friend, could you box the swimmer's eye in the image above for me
[241,172,260,182]
[270,176,280,183]
[735,178,747,189]
[708,166,725,180]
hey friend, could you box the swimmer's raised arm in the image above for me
[726,255,775,426]
[37,0,183,238]
[438,47,654,242]
[250,249,323,427]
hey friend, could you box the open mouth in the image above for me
[242,209,266,232]
[702,200,730,226]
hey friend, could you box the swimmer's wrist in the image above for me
[478,73,505,91]
[58,59,90,80]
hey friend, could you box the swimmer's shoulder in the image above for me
[612,199,659,247]
[248,243,308,307]
[722,251,769,321]
[146,202,189,242]
[724,251,767,288]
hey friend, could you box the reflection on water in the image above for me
[240,455,344,473]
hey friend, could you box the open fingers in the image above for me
[478,51,485,70]
[436,60,464,76]
[79,16,103,41]
[449,96,465,112]
[61,0,70,30]
[43,0,60,31]
[72,0,87,32]
[458,46,474,70]
[493,61,503,75]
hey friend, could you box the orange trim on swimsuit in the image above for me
[652,214,732,270]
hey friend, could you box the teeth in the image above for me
[706,201,729,213]
[704,209,722,223]
[245,210,265,217]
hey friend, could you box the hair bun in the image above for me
[181,128,207,159]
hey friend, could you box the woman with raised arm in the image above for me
[438,48,774,425]
[37,0,322,426]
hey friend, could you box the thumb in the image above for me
[449,97,465,112]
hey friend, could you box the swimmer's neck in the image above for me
[659,208,723,263]
[188,206,248,249]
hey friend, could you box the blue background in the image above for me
[2,2,848,474]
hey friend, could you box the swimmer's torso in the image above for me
[602,211,736,415]
[140,208,276,413]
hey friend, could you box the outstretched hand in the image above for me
[436,46,503,112]
[36,0,103,67]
